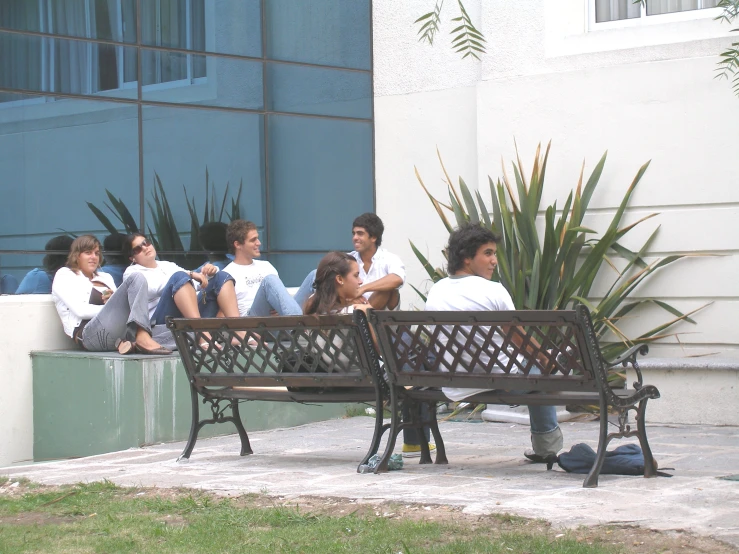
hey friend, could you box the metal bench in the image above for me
[361,304,660,487]
[167,314,387,470]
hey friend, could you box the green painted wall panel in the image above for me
[32,352,350,461]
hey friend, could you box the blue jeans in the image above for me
[292,269,317,313]
[152,271,235,325]
[1,274,19,294]
[247,274,302,317]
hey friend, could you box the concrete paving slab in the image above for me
[3,418,738,548]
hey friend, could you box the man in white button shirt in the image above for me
[349,213,405,310]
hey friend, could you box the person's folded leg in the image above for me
[247,274,301,317]
[198,271,236,318]
[292,269,316,312]
[152,271,193,325]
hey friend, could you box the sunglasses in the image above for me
[130,239,151,256]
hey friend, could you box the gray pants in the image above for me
[81,272,174,351]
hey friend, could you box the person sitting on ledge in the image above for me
[197,221,232,271]
[101,233,127,287]
[122,234,242,345]
[222,220,315,317]
[16,235,74,294]
[52,235,172,355]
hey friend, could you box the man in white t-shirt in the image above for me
[222,220,303,317]
[349,213,405,310]
[422,223,564,463]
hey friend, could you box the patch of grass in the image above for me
[0,482,626,554]
[343,403,373,418]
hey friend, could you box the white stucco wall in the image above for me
[373,0,739,357]
[0,296,70,467]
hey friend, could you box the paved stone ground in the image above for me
[4,417,739,547]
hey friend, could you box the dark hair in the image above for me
[226,220,257,254]
[67,235,102,274]
[42,235,74,276]
[352,213,384,247]
[446,224,500,275]
[122,232,147,261]
[199,222,228,253]
[304,252,357,315]
[103,233,126,265]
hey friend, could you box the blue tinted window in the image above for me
[267,116,373,251]
[0,32,137,99]
[142,106,264,263]
[266,0,371,69]
[0,97,139,278]
[140,0,262,58]
[268,64,371,119]
[267,253,325,289]
[141,50,263,110]
[0,0,137,43]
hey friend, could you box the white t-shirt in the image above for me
[223,260,279,316]
[425,275,519,402]
[349,247,405,301]
[123,261,189,320]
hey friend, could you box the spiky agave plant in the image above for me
[411,142,707,364]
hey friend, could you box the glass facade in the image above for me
[0,0,373,289]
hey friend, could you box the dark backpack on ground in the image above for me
[557,443,672,476]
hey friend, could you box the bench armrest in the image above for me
[603,344,649,389]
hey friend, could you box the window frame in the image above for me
[588,0,722,30]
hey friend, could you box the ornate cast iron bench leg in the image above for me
[374,386,402,473]
[636,398,658,478]
[583,400,609,488]
[427,405,448,465]
[178,384,201,461]
[178,387,253,460]
[230,400,253,456]
[357,394,389,471]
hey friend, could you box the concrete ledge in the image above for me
[31,350,352,462]
[627,357,739,426]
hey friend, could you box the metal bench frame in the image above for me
[167,313,388,470]
[361,304,660,487]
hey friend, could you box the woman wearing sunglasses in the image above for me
[122,233,241,337]
[52,235,172,355]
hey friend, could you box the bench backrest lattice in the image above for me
[168,314,376,390]
[371,308,604,393]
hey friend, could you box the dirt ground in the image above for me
[1,480,737,553]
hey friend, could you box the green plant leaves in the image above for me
[86,168,244,267]
[415,0,444,46]
[450,0,487,60]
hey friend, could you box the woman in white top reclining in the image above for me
[52,235,172,355]
[121,233,241,346]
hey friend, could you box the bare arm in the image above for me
[357,273,403,296]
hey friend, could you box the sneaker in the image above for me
[401,443,437,458]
